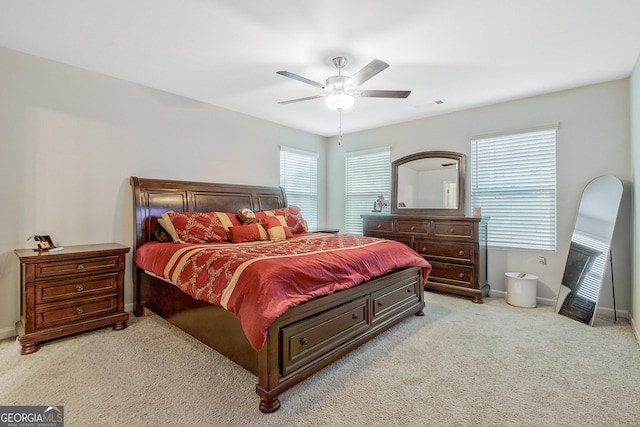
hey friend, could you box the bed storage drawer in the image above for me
[281,296,369,376]
[371,275,422,325]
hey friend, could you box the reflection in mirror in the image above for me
[555,175,623,325]
[392,151,465,216]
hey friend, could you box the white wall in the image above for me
[1,45,634,340]
[0,47,327,338]
[630,53,640,341]
[327,80,632,315]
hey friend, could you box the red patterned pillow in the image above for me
[161,211,241,243]
[254,206,308,234]
[229,224,269,243]
[260,216,293,241]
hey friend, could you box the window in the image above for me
[471,127,557,250]
[344,147,390,234]
[280,146,318,229]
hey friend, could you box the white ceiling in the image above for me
[2,1,640,137]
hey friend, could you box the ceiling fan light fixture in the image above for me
[325,92,355,110]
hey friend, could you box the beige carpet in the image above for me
[1,292,639,427]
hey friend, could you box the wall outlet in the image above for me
[538,256,547,264]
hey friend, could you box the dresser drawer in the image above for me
[35,273,119,305]
[396,220,430,234]
[35,295,118,330]
[432,222,473,239]
[415,241,475,263]
[428,261,475,288]
[281,296,369,376]
[35,255,121,279]
[365,219,393,233]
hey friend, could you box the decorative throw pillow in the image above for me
[161,211,241,243]
[152,224,174,242]
[254,206,308,234]
[157,218,180,242]
[229,223,269,243]
[236,208,257,224]
[260,215,293,241]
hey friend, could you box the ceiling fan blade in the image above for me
[356,90,411,98]
[278,95,325,105]
[346,59,389,88]
[276,71,325,89]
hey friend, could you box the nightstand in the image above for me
[15,243,130,355]
[308,227,340,234]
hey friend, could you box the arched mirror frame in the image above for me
[555,175,623,326]
[391,151,466,216]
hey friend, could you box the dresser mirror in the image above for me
[392,151,465,216]
[555,175,623,325]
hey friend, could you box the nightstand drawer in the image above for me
[35,295,118,330]
[36,273,119,305]
[35,255,120,279]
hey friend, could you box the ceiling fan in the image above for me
[276,57,411,110]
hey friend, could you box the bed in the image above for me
[130,176,430,412]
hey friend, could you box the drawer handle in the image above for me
[459,273,465,279]
[76,307,84,314]
[377,224,382,229]
[300,337,309,346]
[407,287,413,293]
[76,284,84,292]
[449,228,455,233]
[421,247,427,252]
[459,251,465,256]
[377,301,384,307]
[410,226,415,231]
[77,263,84,270]
[352,313,360,320]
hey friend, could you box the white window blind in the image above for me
[280,146,318,229]
[471,128,557,250]
[344,147,390,234]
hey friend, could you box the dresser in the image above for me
[362,214,489,303]
[15,243,130,354]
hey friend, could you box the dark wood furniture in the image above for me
[362,214,489,303]
[308,227,340,234]
[130,176,425,413]
[15,243,130,355]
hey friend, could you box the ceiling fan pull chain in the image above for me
[338,109,343,145]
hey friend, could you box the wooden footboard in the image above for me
[256,266,424,412]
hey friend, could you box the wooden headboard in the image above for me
[130,176,287,252]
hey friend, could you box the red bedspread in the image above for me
[134,233,431,351]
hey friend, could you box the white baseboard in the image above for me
[489,290,629,318]
[631,317,640,346]
[0,325,16,340]
[1,304,139,342]
[489,289,556,307]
